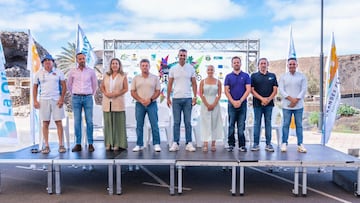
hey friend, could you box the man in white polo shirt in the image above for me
[33,54,67,154]
[167,49,197,152]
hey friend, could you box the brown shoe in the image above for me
[71,144,82,152]
[88,144,95,152]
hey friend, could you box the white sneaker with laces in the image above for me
[154,144,161,152]
[297,144,307,153]
[169,143,179,152]
[281,143,287,152]
[132,145,144,152]
[185,142,196,152]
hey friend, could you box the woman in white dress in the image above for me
[199,65,224,152]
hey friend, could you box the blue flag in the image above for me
[77,25,97,69]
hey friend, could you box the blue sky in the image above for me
[0,0,359,60]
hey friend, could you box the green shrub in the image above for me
[337,104,358,117]
[309,111,319,127]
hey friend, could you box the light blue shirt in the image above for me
[279,71,307,109]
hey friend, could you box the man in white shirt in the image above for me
[33,54,67,154]
[167,49,197,152]
[279,58,308,153]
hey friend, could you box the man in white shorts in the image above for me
[33,54,67,154]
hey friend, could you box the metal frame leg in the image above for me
[47,164,53,194]
[108,165,113,195]
[55,165,61,194]
[302,167,307,196]
[231,166,236,195]
[170,164,175,195]
[116,165,122,195]
[239,166,244,195]
[178,166,182,194]
[293,167,299,196]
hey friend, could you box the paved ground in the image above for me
[0,116,359,203]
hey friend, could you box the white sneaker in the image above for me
[132,145,144,152]
[281,143,287,152]
[297,144,307,153]
[169,143,179,152]
[185,142,196,152]
[154,144,161,152]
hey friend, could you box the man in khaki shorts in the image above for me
[33,54,67,154]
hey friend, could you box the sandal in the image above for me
[202,145,208,152]
[211,145,216,152]
[106,145,111,151]
[58,146,66,153]
[41,146,50,154]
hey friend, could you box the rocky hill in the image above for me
[269,54,360,96]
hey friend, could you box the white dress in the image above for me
[200,80,224,142]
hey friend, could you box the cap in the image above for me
[41,54,55,63]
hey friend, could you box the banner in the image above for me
[76,25,97,69]
[27,31,41,145]
[0,38,18,143]
[323,32,340,144]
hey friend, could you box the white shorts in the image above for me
[39,99,65,121]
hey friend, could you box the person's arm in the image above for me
[57,80,66,107]
[297,74,307,100]
[240,84,251,103]
[117,75,128,97]
[91,70,98,95]
[167,77,174,107]
[191,76,197,105]
[33,84,39,109]
[199,80,209,107]
[67,70,73,94]
[213,80,222,106]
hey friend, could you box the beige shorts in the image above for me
[39,99,65,121]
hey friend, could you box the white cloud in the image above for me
[118,0,245,21]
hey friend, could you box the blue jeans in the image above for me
[135,102,160,146]
[227,102,247,147]
[282,108,304,145]
[253,106,273,145]
[172,98,192,144]
[72,95,93,144]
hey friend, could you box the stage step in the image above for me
[332,170,357,193]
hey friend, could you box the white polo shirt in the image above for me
[33,68,65,100]
[169,63,196,98]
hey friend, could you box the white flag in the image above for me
[323,32,340,144]
[76,25,97,69]
[27,31,41,145]
[0,37,18,143]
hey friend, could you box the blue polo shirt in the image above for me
[224,71,251,101]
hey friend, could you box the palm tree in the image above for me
[56,42,102,76]
[56,42,76,76]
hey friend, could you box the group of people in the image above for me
[33,49,307,154]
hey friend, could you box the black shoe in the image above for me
[88,144,95,152]
[227,146,234,152]
[71,144,82,152]
[239,146,247,152]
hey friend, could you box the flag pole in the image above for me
[319,0,325,145]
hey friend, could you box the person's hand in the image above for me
[192,97,197,106]
[34,100,40,109]
[57,98,64,108]
[167,97,172,107]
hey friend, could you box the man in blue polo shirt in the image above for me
[250,58,278,152]
[224,56,251,152]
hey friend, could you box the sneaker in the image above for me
[265,144,275,152]
[239,146,247,152]
[185,142,196,152]
[297,144,307,153]
[154,144,161,152]
[132,145,144,152]
[251,144,260,151]
[281,143,287,152]
[169,143,179,152]
[227,145,234,152]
